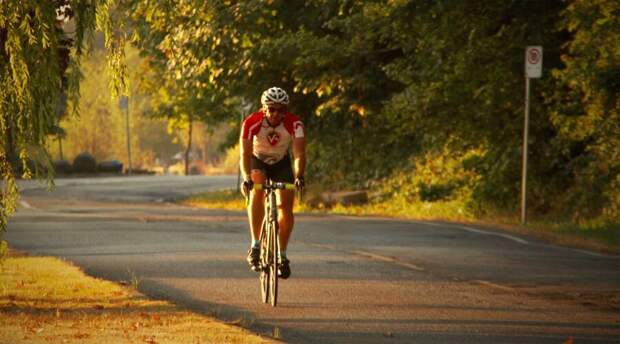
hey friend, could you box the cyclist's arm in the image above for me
[240,137,253,182]
[292,136,306,178]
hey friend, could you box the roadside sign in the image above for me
[119,95,129,110]
[525,46,543,78]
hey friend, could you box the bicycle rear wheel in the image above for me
[259,221,269,304]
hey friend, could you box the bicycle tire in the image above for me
[259,221,269,304]
[268,218,279,307]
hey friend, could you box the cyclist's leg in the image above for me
[249,169,266,244]
[269,156,295,254]
[249,155,271,243]
[247,156,267,269]
[276,189,295,252]
[276,189,294,279]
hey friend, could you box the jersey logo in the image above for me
[267,131,280,145]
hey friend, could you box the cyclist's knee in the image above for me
[277,203,294,217]
[250,169,266,183]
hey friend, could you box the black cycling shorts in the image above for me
[251,155,294,183]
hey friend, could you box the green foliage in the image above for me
[0,240,8,262]
[3,0,617,233]
[547,0,620,221]
[50,46,182,169]
[1,1,62,232]
[123,0,618,225]
[1,0,128,233]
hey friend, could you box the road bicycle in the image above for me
[250,180,298,307]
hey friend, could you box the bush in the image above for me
[97,160,123,173]
[53,160,72,175]
[218,144,240,174]
[73,153,97,173]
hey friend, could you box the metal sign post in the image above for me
[522,46,542,225]
[119,95,132,175]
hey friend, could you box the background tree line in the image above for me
[47,42,233,176]
[2,0,618,235]
[127,0,619,224]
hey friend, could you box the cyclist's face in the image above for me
[265,104,286,123]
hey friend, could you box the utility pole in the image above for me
[120,95,132,175]
[522,76,530,225]
[58,137,63,161]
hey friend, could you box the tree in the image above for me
[5,0,612,229]
[127,1,240,175]
[1,0,127,233]
[50,46,179,170]
[547,0,620,220]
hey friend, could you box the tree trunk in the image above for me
[184,119,193,176]
[58,137,64,161]
[6,124,17,171]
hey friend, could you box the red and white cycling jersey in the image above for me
[241,110,304,165]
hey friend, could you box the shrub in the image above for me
[53,160,72,175]
[217,144,240,174]
[97,160,123,173]
[73,153,97,173]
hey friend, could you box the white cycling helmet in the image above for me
[261,87,289,106]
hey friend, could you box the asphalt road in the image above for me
[5,175,620,343]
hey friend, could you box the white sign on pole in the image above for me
[525,46,543,78]
[119,95,129,110]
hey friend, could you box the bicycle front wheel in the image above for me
[259,221,269,304]
[268,219,279,307]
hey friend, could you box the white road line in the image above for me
[301,242,426,271]
[350,250,425,271]
[19,200,34,209]
[567,248,607,258]
[413,221,530,245]
[417,221,618,258]
[452,225,530,245]
[473,280,516,293]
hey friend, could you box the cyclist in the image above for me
[240,87,306,279]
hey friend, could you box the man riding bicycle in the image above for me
[240,87,306,279]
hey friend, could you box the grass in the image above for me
[183,188,308,213]
[0,250,277,344]
[184,189,620,255]
[528,219,620,251]
[183,189,246,211]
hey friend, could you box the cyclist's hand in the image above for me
[294,175,305,190]
[241,180,253,197]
